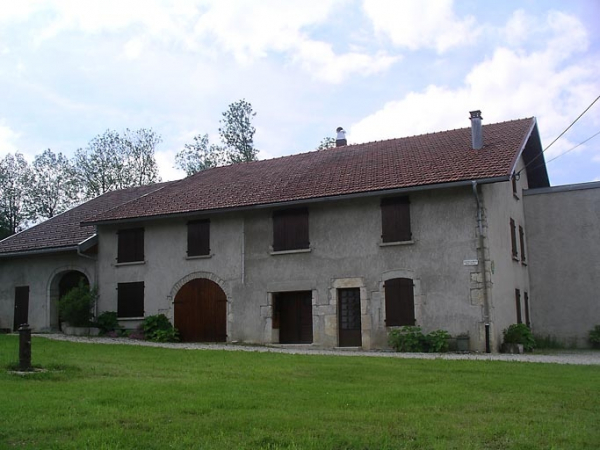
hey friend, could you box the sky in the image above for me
[1,0,599,186]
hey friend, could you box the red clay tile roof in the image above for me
[87,118,537,224]
[0,183,167,255]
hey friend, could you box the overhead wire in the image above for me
[517,94,600,177]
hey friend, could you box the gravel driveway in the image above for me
[34,333,600,366]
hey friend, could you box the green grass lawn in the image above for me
[1,336,599,450]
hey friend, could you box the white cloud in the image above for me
[155,148,186,182]
[0,121,20,157]
[351,11,600,159]
[363,0,479,52]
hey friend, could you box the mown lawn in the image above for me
[0,335,599,450]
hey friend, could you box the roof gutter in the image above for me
[84,176,511,227]
[0,246,78,259]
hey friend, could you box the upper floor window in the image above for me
[381,196,411,243]
[519,225,526,264]
[272,207,309,251]
[512,175,519,199]
[117,228,144,263]
[510,218,518,260]
[117,281,144,318]
[515,288,522,324]
[187,219,210,257]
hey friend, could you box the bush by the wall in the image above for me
[95,311,122,336]
[142,314,180,342]
[389,326,450,353]
[59,281,97,327]
[503,324,535,351]
[589,325,600,349]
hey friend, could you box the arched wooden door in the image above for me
[174,278,227,342]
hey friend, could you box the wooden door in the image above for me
[277,291,313,344]
[338,288,362,347]
[13,286,29,331]
[174,279,227,342]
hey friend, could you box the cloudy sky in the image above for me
[1,0,599,185]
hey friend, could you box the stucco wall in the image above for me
[524,182,600,347]
[482,156,531,349]
[0,252,96,331]
[95,186,491,350]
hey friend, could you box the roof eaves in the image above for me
[84,175,511,227]
[0,245,78,259]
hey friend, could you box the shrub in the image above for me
[389,326,425,352]
[142,314,180,342]
[95,311,121,336]
[425,329,450,353]
[589,325,600,349]
[59,281,97,327]
[503,323,535,351]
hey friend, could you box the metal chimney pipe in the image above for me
[469,110,483,150]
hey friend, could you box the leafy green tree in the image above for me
[175,134,226,176]
[316,137,336,150]
[219,99,258,163]
[29,149,80,220]
[75,128,161,199]
[0,152,33,235]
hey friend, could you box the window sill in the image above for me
[117,317,144,321]
[513,193,520,200]
[186,254,213,260]
[512,256,520,262]
[115,260,146,267]
[379,240,414,247]
[521,261,527,266]
[270,248,312,256]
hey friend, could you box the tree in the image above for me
[175,134,226,176]
[0,153,33,236]
[75,128,161,199]
[316,137,336,150]
[29,149,80,220]
[219,99,258,163]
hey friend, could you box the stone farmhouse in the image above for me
[1,112,597,350]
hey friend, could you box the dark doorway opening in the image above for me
[13,286,30,331]
[338,288,362,347]
[274,291,313,344]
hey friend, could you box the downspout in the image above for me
[472,181,491,353]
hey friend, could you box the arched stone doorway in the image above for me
[49,270,90,330]
[174,278,227,342]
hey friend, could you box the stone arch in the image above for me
[47,266,93,331]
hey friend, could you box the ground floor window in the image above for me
[117,281,144,318]
[273,291,313,344]
[384,277,415,326]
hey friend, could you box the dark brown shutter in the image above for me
[381,197,411,243]
[117,282,144,318]
[117,228,144,263]
[384,277,415,326]
[515,289,522,324]
[519,226,526,263]
[188,220,210,256]
[13,286,30,331]
[524,292,530,327]
[510,219,518,259]
[273,208,309,251]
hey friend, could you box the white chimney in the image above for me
[336,126,347,147]
[469,110,483,150]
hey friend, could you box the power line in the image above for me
[545,129,600,165]
[543,94,600,153]
[518,94,600,176]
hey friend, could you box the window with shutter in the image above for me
[515,288,522,324]
[188,219,210,256]
[117,228,144,263]
[519,225,526,264]
[272,208,309,251]
[117,282,144,318]
[510,218,518,260]
[381,197,411,243]
[384,277,415,326]
[524,292,530,327]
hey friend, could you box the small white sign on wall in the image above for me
[463,259,479,266]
